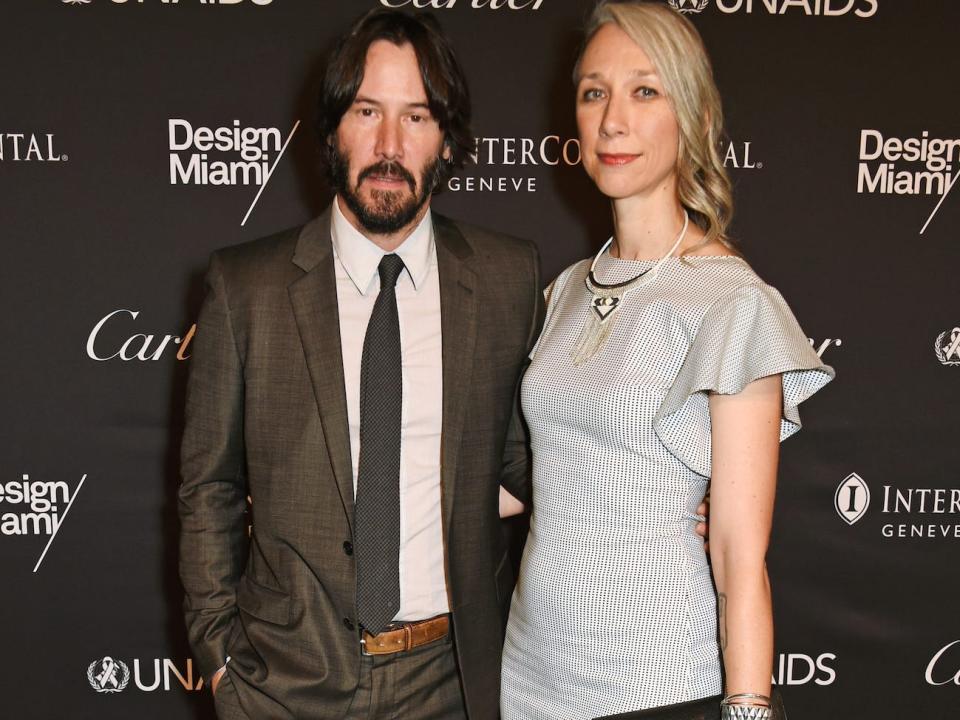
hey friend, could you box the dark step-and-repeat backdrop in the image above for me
[2,0,958,718]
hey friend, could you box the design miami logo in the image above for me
[835,473,870,525]
[1,473,88,572]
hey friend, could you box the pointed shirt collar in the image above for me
[330,196,434,296]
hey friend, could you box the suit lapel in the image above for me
[434,215,478,533]
[288,210,355,531]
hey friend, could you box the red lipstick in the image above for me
[598,153,640,166]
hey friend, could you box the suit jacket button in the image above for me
[343,541,354,556]
[343,617,355,631]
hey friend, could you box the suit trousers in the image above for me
[213,634,467,720]
[345,634,467,720]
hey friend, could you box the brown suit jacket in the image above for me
[178,206,543,719]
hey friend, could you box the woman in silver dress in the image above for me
[499,2,833,718]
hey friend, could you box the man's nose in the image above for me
[375,117,402,160]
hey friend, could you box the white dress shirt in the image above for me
[330,197,449,622]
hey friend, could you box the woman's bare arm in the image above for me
[708,374,782,700]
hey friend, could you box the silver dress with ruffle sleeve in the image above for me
[501,253,834,719]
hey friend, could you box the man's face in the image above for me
[331,40,449,236]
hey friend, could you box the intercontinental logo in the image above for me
[834,473,869,525]
[0,132,66,162]
[835,473,960,540]
[168,117,299,225]
[668,0,877,17]
[721,140,762,170]
[448,135,580,193]
[449,135,761,193]
[857,129,959,234]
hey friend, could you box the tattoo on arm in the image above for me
[718,593,728,652]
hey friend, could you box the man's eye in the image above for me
[581,88,604,102]
[410,114,423,123]
[359,108,375,117]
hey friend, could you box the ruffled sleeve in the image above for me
[653,282,834,478]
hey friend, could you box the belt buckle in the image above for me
[360,635,372,657]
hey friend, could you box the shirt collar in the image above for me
[330,196,434,296]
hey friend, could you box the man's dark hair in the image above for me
[316,9,474,190]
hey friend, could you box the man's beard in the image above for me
[330,145,441,235]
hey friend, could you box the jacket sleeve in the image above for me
[178,252,249,680]
[499,240,545,506]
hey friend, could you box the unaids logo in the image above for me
[64,0,274,6]
[379,0,544,9]
[88,657,130,694]
[86,656,206,693]
[935,328,960,366]
[835,473,870,525]
[669,0,709,12]
[668,0,877,17]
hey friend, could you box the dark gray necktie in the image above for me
[355,253,405,635]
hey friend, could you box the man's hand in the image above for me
[211,665,227,696]
[695,498,710,553]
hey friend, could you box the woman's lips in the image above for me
[598,153,640,166]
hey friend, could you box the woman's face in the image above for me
[576,23,680,202]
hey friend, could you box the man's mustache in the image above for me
[357,161,416,192]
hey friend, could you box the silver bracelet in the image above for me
[722,693,771,706]
[720,705,771,720]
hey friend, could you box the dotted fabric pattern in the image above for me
[501,253,834,719]
[355,254,406,636]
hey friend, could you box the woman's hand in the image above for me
[499,486,526,518]
[695,498,709,552]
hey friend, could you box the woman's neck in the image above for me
[609,191,688,261]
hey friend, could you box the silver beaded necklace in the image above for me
[570,210,689,366]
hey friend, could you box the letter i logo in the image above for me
[835,473,870,525]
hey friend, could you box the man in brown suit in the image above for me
[178,9,541,720]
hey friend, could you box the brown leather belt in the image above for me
[360,614,450,656]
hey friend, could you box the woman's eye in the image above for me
[636,86,659,99]
[581,88,605,102]
[409,114,423,123]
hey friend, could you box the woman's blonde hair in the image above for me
[576,1,735,250]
